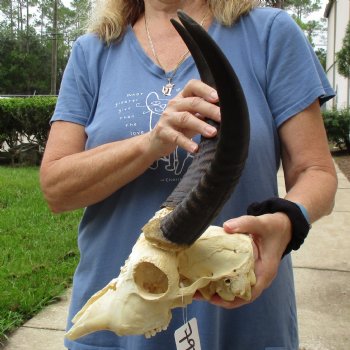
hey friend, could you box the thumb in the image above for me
[223,216,260,262]
[223,215,262,235]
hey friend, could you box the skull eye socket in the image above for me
[134,262,169,295]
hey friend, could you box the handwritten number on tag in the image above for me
[174,318,201,350]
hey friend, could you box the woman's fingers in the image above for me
[153,125,200,154]
[208,294,250,309]
[224,214,291,256]
[223,215,270,236]
[166,111,218,138]
[181,79,219,103]
[148,79,221,157]
[178,80,220,123]
[167,96,221,123]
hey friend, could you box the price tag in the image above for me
[174,317,201,350]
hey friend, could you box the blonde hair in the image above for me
[88,0,260,44]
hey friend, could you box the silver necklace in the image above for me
[144,11,208,96]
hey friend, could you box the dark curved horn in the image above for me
[144,10,250,246]
[170,15,215,88]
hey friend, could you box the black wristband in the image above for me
[247,197,311,258]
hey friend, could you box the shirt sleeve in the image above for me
[266,11,335,128]
[51,38,94,126]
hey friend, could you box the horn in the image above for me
[143,10,250,247]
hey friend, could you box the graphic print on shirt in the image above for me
[115,90,194,179]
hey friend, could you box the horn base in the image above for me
[142,208,188,251]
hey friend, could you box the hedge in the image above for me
[0,97,56,165]
[1,97,349,165]
[322,108,350,153]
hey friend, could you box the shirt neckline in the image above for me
[126,19,218,81]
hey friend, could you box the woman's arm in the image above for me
[280,99,337,222]
[40,121,156,213]
[213,99,337,309]
[40,80,220,213]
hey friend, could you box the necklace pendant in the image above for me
[162,81,175,96]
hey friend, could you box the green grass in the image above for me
[0,166,82,345]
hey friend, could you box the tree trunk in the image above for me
[50,0,58,95]
[26,0,29,53]
[273,0,284,8]
[10,0,14,37]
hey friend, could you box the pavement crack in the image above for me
[293,266,350,273]
[22,325,65,332]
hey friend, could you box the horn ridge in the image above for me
[161,135,218,208]
[161,17,218,208]
[159,10,250,245]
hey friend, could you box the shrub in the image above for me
[0,97,56,164]
[0,99,22,150]
[336,21,350,79]
[322,108,350,153]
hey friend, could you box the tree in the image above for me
[315,48,326,70]
[263,0,284,8]
[0,0,91,94]
[0,0,15,37]
[336,21,350,78]
[51,0,58,94]
[0,27,52,94]
[285,0,321,20]
[263,0,326,50]
[263,0,321,16]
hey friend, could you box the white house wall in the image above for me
[326,6,336,108]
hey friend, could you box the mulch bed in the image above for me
[332,150,350,181]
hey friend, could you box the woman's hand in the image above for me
[148,79,221,158]
[205,213,292,309]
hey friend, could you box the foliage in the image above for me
[0,0,327,94]
[315,48,326,70]
[263,0,325,48]
[323,108,350,153]
[0,0,91,95]
[0,100,22,160]
[263,0,283,7]
[284,0,321,19]
[0,28,53,94]
[263,0,321,16]
[336,21,350,78]
[0,97,56,164]
[0,167,82,345]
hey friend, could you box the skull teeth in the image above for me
[145,325,168,339]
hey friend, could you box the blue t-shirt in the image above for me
[52,8,334,350]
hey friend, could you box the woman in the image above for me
[40,0,337,349]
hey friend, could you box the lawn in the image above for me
[0,166,82,345]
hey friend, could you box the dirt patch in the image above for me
[332,150,350,181]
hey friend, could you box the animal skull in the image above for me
[66,209,256,340]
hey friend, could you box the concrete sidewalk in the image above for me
[279,163,350,350]
[3,163,350,350]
